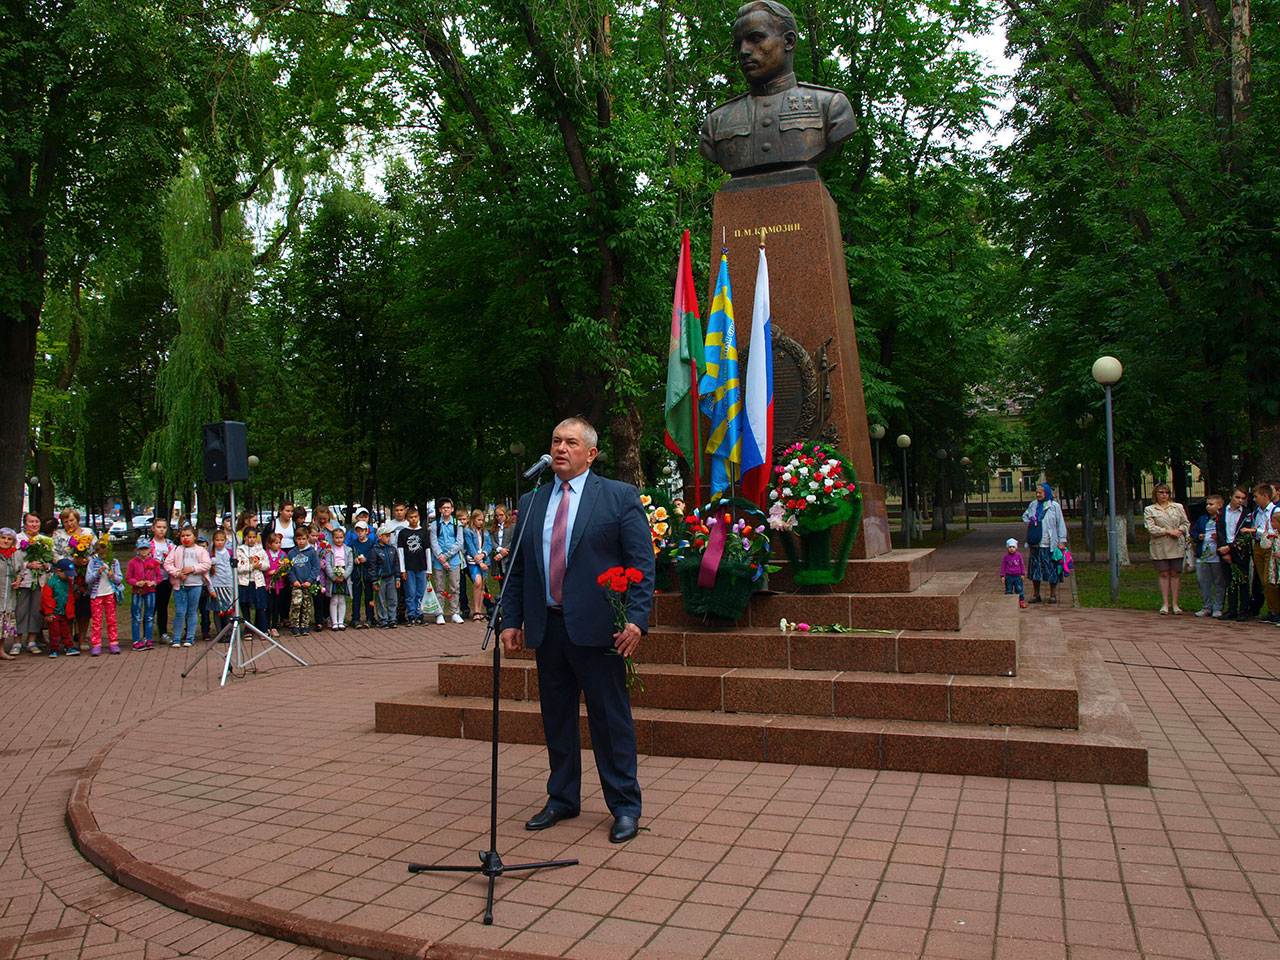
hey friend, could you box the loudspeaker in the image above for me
[202,421,249,483]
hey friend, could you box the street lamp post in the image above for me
[1092,356,1124,602]
[897,434,912,549]
[960,457,971,530]
[870,423,886,485]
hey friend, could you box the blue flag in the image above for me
[699,254,743,498]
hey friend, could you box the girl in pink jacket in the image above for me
[163,526,210,647]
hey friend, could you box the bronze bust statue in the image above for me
[699,1,856,177]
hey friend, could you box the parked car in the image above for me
[131,515,153,531]
[109,519,129,539]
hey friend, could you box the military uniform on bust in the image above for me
[699,1,856,178]
[699,71,855,176]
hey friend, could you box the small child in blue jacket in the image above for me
[288,527,321,636]
[369,525,401,629]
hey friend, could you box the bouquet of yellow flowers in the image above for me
[270,556,292,585]
[70,531,95,560]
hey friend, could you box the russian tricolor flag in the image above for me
[741,246,774,508]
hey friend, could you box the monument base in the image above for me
[708,167,888,557]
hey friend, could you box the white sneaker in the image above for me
[1158,606,1168,615]
[7,643,20,656]
[1211,611,1223,619]
[1195,609,1209,618]
[450,614,464,624]
[26,641,40,654]
[436,615,446,625]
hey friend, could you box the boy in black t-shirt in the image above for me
[398,508,430,625]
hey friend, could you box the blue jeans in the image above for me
[351,575,374,624]
[172,584,202,643]
[403,570,426,619]
[1004,575,1025,600]
[131,592,155,643]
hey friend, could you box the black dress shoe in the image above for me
[525,805,578,831]
[609,815,639,843]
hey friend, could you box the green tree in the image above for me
[997,0,1276,494]
[1,0,184,521]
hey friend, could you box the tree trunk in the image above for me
[609,401,645,488]
[0,316,39,525]
[34,441,55,518]
[1202,414,1233,494]
[121,470,132,524]
[930,470,947,531]
[1170,447,1188,502]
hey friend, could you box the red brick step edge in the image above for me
[65,744,556,960]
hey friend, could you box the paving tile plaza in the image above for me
[2,522,1279,959]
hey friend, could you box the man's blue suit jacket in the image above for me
[501,470,655,649]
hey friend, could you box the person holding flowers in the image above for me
[287,526,322,636]
[12,512,51,655]
[85,535,124,655]
[263,531,290,636]
[499,417,654,845]
[236,526,270,633]
[53,508,94,650]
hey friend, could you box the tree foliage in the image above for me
[997,0,1278,497]
[12,0,1270,521]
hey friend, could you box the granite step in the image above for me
[436,655,1078,728]
[652,571,981,631]
[374,685,1142,786]
[379,605,1147,786]
[523,596,1017,676]
[763,547,937,594]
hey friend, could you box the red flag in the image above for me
[663,230,705,505]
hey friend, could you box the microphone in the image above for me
[522,454,553,480]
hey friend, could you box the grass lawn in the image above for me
[1072,560,1200,611]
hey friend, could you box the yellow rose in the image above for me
[640,494,652,506]
[654,522,669,536]
[652,507,668,521]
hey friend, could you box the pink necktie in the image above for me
[549,481,571,604]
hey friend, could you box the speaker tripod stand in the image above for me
[180,483,307,687]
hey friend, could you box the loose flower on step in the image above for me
[779,619,868,634]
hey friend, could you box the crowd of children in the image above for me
[0,498,517,660]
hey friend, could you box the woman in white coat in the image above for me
[1021,482,1069,604]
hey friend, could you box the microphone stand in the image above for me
[406,465,577,925]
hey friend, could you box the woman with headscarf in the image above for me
[1021,482,1069,604]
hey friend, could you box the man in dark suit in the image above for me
[1217,485,1252,621]
[500,417,655,843]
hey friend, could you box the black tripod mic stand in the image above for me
[406,465,577,924]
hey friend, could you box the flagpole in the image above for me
[691,360,701,507]
[722,240,731,520]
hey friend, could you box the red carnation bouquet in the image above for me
[596,565,645,693]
